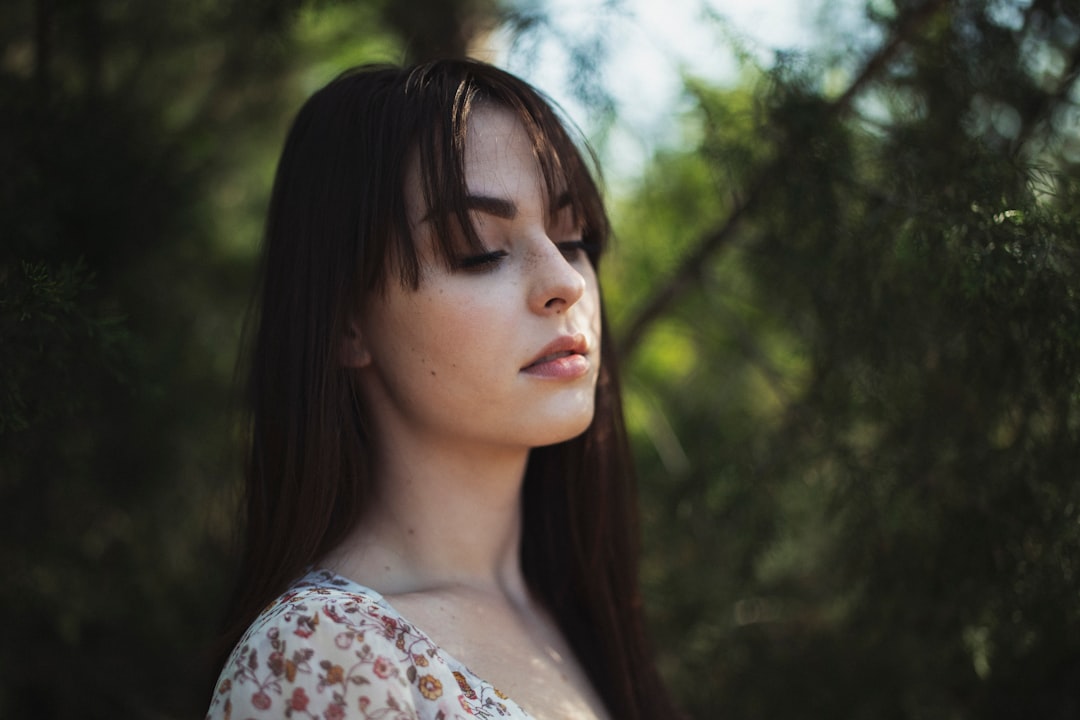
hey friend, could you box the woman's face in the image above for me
[354,105,602,455]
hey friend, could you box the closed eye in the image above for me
[557,240,598,261]
[455,249,508,272]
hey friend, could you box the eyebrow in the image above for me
[464,194,517,219]
[461,191,574,220]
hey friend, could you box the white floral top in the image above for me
[206,569,533,720]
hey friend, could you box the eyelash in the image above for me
[455,240,597,273]
[558,240,595,260]
[456,250,508,271]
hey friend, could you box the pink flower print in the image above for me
[251,691,272,711]
[290,687,310,712]
[373,656,393,679]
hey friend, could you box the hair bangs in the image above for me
[389,61,610,285]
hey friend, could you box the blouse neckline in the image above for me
[301,567,533,718]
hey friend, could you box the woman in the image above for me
[207,59,677,720]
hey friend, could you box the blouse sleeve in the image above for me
[205,588,474,720]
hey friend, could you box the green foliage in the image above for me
[617,2,1080,717]
[6,0,1080,717]
[0,1,414,717]
[0,261,128,433]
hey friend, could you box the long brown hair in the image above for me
[218,59,677,719]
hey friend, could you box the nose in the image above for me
[528,240,587,315]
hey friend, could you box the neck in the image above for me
[323,433,533,603]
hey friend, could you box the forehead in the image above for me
[405,104,567,220]
[461,105,547,201]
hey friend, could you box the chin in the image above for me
[533,407,596,448]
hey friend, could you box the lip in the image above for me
[521,334,590,378]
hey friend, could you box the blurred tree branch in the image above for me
[617,0,951,358]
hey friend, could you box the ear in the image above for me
[340,317,373,368]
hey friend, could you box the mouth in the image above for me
[526,349,576,368]
[522,334,590,374]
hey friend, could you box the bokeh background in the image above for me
[3,0,1079,717]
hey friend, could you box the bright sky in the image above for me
[489,0,877,176]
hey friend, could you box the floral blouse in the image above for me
[206,569,532,720]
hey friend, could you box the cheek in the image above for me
[394,292,506,379]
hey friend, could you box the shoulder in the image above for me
[206,572,479,720]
